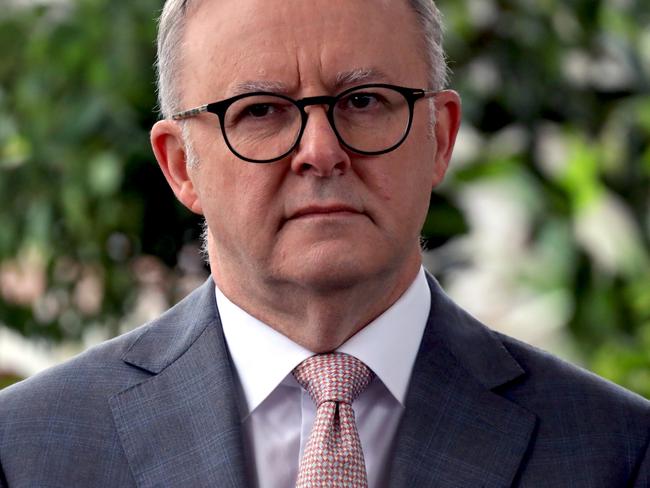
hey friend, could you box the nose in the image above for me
[290,107,351,177]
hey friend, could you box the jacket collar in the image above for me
[109,278,249,488]
[389,273,536,486]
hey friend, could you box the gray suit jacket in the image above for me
[1,275,648,487]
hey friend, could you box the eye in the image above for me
[338,92,384,112]
[226,96,296,130]
[348,94,377,109]
[245,103,275,118]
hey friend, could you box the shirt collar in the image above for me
[217,267,431,416]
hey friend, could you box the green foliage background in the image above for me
[0,0,648,396]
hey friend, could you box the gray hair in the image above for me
[155,0,449,120]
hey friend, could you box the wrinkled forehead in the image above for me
[179,0,428,104]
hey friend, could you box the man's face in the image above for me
[157,0,459,297]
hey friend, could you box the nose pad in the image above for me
[290,107,351,177]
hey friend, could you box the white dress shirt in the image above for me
[217,267,431,488]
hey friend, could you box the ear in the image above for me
[150,120,203,214]
[431,90,462,187]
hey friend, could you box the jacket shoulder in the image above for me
[0,323,149,408]
[0,277,217,410]
[496,332,650,482]
[0,326,150,488]
[497,331,650,418]
[0,279,220,487]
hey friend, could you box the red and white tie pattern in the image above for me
[293,353,375,488]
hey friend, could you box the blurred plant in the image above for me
[434,0,650,396]
[0,0,205,342]
[0,372,23,390]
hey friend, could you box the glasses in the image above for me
[171,83,437,164]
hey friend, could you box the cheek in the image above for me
[358,164,426,234]
[380,152,437,225]
[373,144,436,203]
[197,161,286,233]
[370,173,396,204]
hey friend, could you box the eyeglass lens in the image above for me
[222,86,411,162]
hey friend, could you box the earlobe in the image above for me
[432,90,462,187]
[150,120,203,215]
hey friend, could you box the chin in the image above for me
[283,255,388,293]
[269,236,416,292]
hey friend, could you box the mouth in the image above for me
[289,204,364,220]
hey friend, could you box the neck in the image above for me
[210,252,421,353]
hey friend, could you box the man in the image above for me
[0,0,648,486]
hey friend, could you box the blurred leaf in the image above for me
[88,152,123,196]
[422,193,468,249]
[0,374,24,390]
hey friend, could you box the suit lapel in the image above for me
[389,275,537,488]
[109,279,248,488]
[106,274,536,487]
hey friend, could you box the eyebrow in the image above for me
[228,80,292,97]
[334,68,391,89]
[226,67,391,98]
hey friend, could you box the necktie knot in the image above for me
[293,353,374,406]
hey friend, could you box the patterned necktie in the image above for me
[293,352,375,488]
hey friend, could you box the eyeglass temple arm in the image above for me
[171,104,210,121]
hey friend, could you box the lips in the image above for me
[288,204,364,220]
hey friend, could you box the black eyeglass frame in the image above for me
[171,83,438,164]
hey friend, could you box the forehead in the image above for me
[181,0,428,103]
